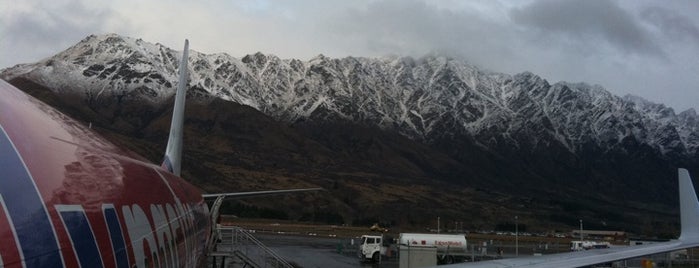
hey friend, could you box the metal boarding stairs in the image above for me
[207,196,293,268]
[209,226,293,268]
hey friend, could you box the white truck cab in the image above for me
[358,235,387,262]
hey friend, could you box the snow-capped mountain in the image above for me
[6,33,699,231]
[3,33,697,159]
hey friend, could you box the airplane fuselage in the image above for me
[0,80,211,267]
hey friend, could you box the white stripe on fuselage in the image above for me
[0,194,22,267]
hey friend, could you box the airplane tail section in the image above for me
[679,168,699,241]
[162,39,189,176]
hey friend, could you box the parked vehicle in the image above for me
[570,240,610,251]
[359,233,468,264]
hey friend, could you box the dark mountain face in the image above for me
[2,34,698,235]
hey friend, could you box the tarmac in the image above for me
[255,233,399,268]
[250,232,573,267]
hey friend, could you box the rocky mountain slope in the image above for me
[3,34,697,234]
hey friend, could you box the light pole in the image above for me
[438,216,440,234]
[579,219,583,241]
[515,216,519,256]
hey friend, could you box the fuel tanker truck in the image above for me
[359,233,468,264]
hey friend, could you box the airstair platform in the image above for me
[209,225,293,268]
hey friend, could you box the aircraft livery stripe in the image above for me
[104,206,129,268]
[0,125,63,267]
[56,206,104,268]
[0,195,22,267]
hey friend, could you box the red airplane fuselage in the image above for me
[0,80,211,267]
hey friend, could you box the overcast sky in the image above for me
[2,0,698,112]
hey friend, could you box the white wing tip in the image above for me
[679,168,699,241]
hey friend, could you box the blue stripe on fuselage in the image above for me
[104,206,128,268]
[58,207,104,268]
[0,125,63,267]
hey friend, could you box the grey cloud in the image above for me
[1,1,115,67]
[510,0,663,57]
[329,0,445,54]
[641,6,699,44]
[324,0,517,67]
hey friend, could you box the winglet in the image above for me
[679,168,699,241]
[162,39,189,176]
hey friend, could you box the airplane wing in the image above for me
[203,187,323,253]
[202,187,323,199]
[450,240,699,268]
[444,169,699,268]
[202,187,323,223]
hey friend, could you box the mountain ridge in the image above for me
[4,34,696,157]
[2,33,697,234]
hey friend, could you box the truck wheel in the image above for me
[372,252,380,262]
[445,255,454,264]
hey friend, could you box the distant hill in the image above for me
[3,34,697,236]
